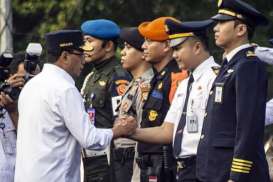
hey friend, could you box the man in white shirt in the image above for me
[14,30,136,182]
[129,19,218,182]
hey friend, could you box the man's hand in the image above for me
[112,115,137,139]
[6,73,25,88]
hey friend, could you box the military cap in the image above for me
[81,19,120,40]
[269,39,273,46]
[45,30,84,55]
[120,27,144,51]
[212,0,268,26]
[138,17,180,41]
[165,19,213,47]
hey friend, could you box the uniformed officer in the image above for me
[196,0,270,182]
[130,19,218,182]
[80,19,131,182]
[112,27,154,182]
[134,17,184,182]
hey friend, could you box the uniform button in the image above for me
[209,91,213,95]
[200,134,205,139]
[204,112,207,117]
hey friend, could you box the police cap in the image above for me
[212,0,268,27]
[165,19,213,47]
[45,30,84,55]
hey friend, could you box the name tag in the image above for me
[186,114,198,133]
[111,96,122,116]
[87,107,95,125]
[214,83,224,103]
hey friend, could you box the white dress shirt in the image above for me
[0,110,16,182]
[266,99,273,126]
[165,56,219,157]
[15,64,113,182]
[225,43,252,62]
[255,46,273,65]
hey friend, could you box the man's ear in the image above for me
[163,41,171,53]
[105,41,114,52]
[60,51,69,64]
[236,24,248,37]
[193,41,202,55]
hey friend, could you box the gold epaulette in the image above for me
[246,51,256,58]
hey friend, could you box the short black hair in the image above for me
[234,19,255,40]
[102,39,119,51]
[8,51,25,75]
[189,33,210,52]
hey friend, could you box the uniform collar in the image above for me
[43,63,75,85]
[192,56,215,81]
[93,56,116,70]
[140,68,154,81]
[225,43,251,62]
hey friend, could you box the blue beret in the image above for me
[81,19,120,40]
[45,30,84,55]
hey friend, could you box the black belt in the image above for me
[176,156,196,171]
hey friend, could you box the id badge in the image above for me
[87,107,95,125]
[186,114,198,133]
[214,83,224,103]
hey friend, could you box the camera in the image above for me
[0,52,13,82]
[0,43,42,101]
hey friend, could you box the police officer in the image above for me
[131,19,218,182]
[80,19,131,182]
[196,0,270,181]
[134,17,182,182]
[112,27,154,182]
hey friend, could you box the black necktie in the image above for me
[173,73,194,158]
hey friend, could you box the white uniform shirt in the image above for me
[15,64,113,182]
[0,110,16,182]
[255,46,273,65]
[165,57,219,157]
[266,99,273,126]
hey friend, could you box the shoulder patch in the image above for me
[211,66,220,75]
[246,51,256,58]
[115,79,129,96]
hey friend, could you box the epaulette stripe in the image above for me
[233,158,253,164]
[231,165,251,171]
[231,168,250,174]
[232,161,252,167]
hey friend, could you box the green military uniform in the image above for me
[81,57,131,182]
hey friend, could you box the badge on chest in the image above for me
[214,83,224,104]
[186,114,198,133]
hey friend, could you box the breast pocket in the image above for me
[92,81,108,108]
[191,88,206,110]
[1,130,16,155]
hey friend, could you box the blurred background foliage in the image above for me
[12,0,273,99]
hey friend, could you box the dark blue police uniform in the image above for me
[196,0,270,182]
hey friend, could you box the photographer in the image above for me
[0,52,30,181]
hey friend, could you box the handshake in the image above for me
[112,115,137,139]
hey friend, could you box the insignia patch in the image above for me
[115,79,129,96]
[246,51,256,57]
[157,82,163,90]
[99,80,106,86]
[151,90,163,99]
[161,70,166,76]
[148,110,158,121]
[227,69,234,74]
[217,0,223,7]
[211,66,220,75]
[140,83,151,101]
[115,80,129,85]
[81,41,94,52]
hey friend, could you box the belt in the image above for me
[83,148,108,158]
[176,155,196,171]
